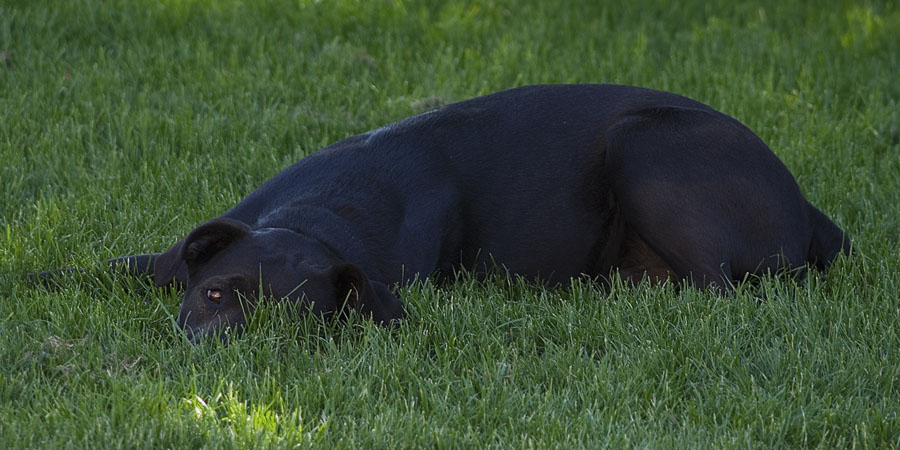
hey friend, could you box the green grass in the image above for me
[1,0,899,447]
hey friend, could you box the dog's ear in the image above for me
[329,263,404,326]
[153,218,252,286]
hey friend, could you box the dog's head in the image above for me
[153,218,403,341]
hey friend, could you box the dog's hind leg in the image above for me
[605,105,813,290]
[615,226,677,285]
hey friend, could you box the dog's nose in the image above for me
[179,319,244,344]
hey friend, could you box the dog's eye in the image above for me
[206,289,223,303]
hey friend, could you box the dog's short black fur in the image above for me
[46,84,850,339]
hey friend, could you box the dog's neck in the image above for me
[240,203,391,282]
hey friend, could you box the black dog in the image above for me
[50,84,849,339]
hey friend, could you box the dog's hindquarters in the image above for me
[605,105,832,288]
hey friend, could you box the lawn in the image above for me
[1,0,899,447]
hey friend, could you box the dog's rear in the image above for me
[604,102,849,288]
[806,204,851,271]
